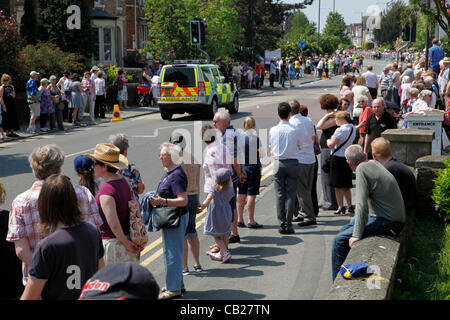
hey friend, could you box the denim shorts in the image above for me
[184,194,199,239]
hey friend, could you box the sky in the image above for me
[283,0,400,32]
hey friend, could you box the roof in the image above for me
[91,9,118,20]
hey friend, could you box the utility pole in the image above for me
[425,0,430,71]
[318,0,321,47]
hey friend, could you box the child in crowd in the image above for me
[74,155,102,197]
[201,168,234,263]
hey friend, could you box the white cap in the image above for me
[30,71,40,76]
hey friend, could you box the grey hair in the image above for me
[214,110,230,123]
[357,95,369,102]
[108,133,129,154]
[419,89,433,98]
[160,142,182,165]
[29,144,65,180]
[423,76,434,84]
[402,76,411,84]
[373,98,386,108]
[345,144,366,166]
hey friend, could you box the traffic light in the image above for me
[190,21,200,45]
[402,23,417,42]
[199,21,206,45]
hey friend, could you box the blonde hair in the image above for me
[29,144,65,180]
[335,111,351,123]
[371,137,392,158]
[0,179,5,204]
[243,117,256,130]
[355,76,366,86]
[1,73,11,84]
[214,178,230,193]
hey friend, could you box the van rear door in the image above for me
[160,66,198,102]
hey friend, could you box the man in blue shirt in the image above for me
[428,38,445,75]
[26,71,41,133]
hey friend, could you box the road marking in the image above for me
[65,148,95,158]
[140,161,274,267]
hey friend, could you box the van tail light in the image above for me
[198,81,206,97]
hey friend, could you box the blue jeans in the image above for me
[331,216,404,281]
[162,213,189,291]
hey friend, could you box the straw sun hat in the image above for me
[86,144,129,170]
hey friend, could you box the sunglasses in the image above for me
[3,78,9,82]
[93,161,104,167]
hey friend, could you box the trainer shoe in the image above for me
[193,265,203,272]
[222,250,232,263]
[182,268,189,276]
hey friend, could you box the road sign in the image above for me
[298,40,306,49]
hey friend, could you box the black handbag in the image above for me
[152,206,181,229]
[321,127,354,173]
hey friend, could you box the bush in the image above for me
[21,41,85,80]
[432,157,450,222]
[104,65,133,85]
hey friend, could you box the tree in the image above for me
[38,0,94,61]
[374,0,407,46]
[143,0,241,61]
[234,0,314,60]
[321,11,351,54]
[283,11,320,57]
[20,0,39,44]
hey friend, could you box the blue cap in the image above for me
[215,168,232,183]
[74,155,94,174]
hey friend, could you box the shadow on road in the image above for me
[0,154,32,177]
[183,289,265,300]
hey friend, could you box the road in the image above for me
[0,59,390,300]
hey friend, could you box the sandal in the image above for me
[161,285,186,293]
[158,290,182,300]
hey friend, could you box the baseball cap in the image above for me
[92,66,100,71]
[73,155,94,174]
[215,168,232,183]
[30,71,40,77]
[79,262,160,300]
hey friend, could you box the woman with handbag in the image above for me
[327,111,356,215]
[149,142,188,300]
[48,75,65,131]
[316,94,339,211]
[86,144,142,265]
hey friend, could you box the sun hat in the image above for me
[78,262,160,300]
[85,143,129,170]
[443,57,450,63]
[74,155,94,174]
[215,168,232,183]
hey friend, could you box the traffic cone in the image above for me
[111,104,123,122]
[322,71,327,80]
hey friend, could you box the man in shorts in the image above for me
[26,71,41,134]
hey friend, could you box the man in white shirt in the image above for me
[362,65,378,99]
[269,60,277,88]
[289,100,317,226]
[269,102,303,234]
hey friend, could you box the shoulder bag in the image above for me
[128,182,148,247]
[151,171,182,229]
[321,127,354,173]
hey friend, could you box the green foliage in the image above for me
[143,0,241,61]
[432,157,450,222]
[104,65,133,85]
[21,42,85,80]
[283,11,319,56]
[0,13,27,91]
[392,218,449,300]
[407,0,450,38]
[39,0,95,60]
[374,0,407,46]
[321,12,351,54]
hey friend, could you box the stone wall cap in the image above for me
[406,110,444,120]
[415,155,449,169]
[381,128,434,142]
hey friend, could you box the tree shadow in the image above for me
[0,154,32,177]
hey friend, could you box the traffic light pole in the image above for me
[197,45,210,64]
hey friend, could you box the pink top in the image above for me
[203,141,233,193]
[81,79,95,96]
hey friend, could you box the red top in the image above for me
[359,106,374,134]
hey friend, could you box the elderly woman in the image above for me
[81,71,96,122]
[86,144,141,265]
[327,111,356,215]
[150,142,189,300]
[400,76,412,114]
[108,133,145,201]
[48,75,65,131]
[316,94,340,211]
[411,89,433,113]
[38,78,56,132]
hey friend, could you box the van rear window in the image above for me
[162,67,196,87]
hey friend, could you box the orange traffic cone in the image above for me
[111,104,123,122]
[322,71,327,80]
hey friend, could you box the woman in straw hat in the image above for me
[86,144,142,265]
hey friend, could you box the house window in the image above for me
[104,28,112,62]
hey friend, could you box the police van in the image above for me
[157,60,239,120]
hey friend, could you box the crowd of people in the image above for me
[1,39,450,300]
